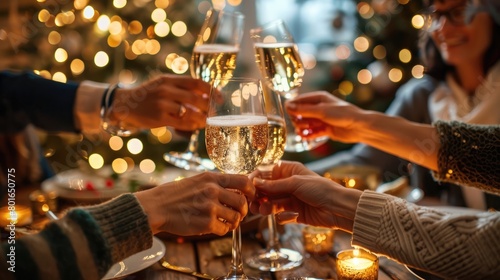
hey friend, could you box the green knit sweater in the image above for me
[0,194,151,280]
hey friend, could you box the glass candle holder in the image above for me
[336,247,378,280]
[302,226,335,255]
[0,205,33,229]
[29,190,58,216]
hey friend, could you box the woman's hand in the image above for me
[135,172,255,236]
[250,161,361,232]
[111,75,211,131]
[285,91,368,143]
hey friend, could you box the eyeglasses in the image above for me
[423,4,486,32]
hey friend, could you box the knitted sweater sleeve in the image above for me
[0,194,152,280]
[352,191,500,279]
[432,121,500,194]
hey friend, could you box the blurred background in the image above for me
[0,0,425,176]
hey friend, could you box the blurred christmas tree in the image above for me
[0,0,427,175]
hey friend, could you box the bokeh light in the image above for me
[89,153,105,169]
[139,159,156,173]
[357,69,372,84]
[112,158,128,174]
[109,136,124,151]
[127,138,143,154]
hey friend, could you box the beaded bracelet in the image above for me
[100,83,136,137]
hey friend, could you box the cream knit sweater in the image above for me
[352,121,500,279]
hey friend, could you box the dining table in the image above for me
[1,181,435,280]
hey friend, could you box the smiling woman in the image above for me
[307,0,500,211]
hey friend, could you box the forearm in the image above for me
[0,194,151,279]
[352,191,500,279]
[356,111,439,171]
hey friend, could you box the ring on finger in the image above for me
[177,104,187,118]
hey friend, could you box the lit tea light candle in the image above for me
[0,205,33,229]
[336,247,378,280]
[29,190,58,216]
[302,226,335,255]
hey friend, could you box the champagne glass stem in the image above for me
[229,226,245,276]
[260,169,280,253]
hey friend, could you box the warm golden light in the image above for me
[171,56,189,74]
[70,59,85,75]
[165,53,178,69]
[113,0,127,9]
[97,15,111,31]
[399,49,412,63]
[54,48,68,62]
[357,69,372,84]
[151,8,167,22]
[127,138,143,154]
[74,0,89,10]
[89,153,105,169]
[109,21,122,35]
[139,159,156,174]
[82,6,95,19]
[171,21,187,37]
[48,31,61,45]
[146,39,161,55]
[155,0,170,9]
[228,0,242,5]
[52,72,67,83]
[388,68,403,83]
[412,65,425,79]
[154,21,170,37]
[112,158,128,174]
[108,35,122,47]
[358,2,374,19]
[128,20,143,34]
[94,51,109,67]
[339,80,354,96]
[412,15,425,29]
[354,36,370,53]
[109,136,124,151]
[38,9,51,23]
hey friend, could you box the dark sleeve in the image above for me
[433,121,500,193]
[306,76,439,181]
[0,70,79,133]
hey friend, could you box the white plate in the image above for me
[41,167,202,201]
[102,236,166,280]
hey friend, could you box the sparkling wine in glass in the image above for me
[250,19,328,152]
[246,86,303,271]
[164,8,244,171]
[206,77,267,280]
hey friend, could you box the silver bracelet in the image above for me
[101,83,136,137]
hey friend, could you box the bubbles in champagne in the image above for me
[254,42,304,94]
[206,115,268,174]
[190,44,239,83]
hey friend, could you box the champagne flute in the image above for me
[246,86,303,271]
[250,19,328,152]
[164,8,244,171]
[206,77,267,280]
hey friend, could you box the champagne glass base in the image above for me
[163,151,215,171]
[285,134,329,153]
[247,248,303,272]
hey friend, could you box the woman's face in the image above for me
[430,0,493,67]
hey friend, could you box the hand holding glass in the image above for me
[250,19,328,152]
[206,77,267,280]
[246,86,303,271]
[164,8,244,171]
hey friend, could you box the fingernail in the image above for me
[253,177,265,186]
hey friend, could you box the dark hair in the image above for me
[419,0,500,80]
